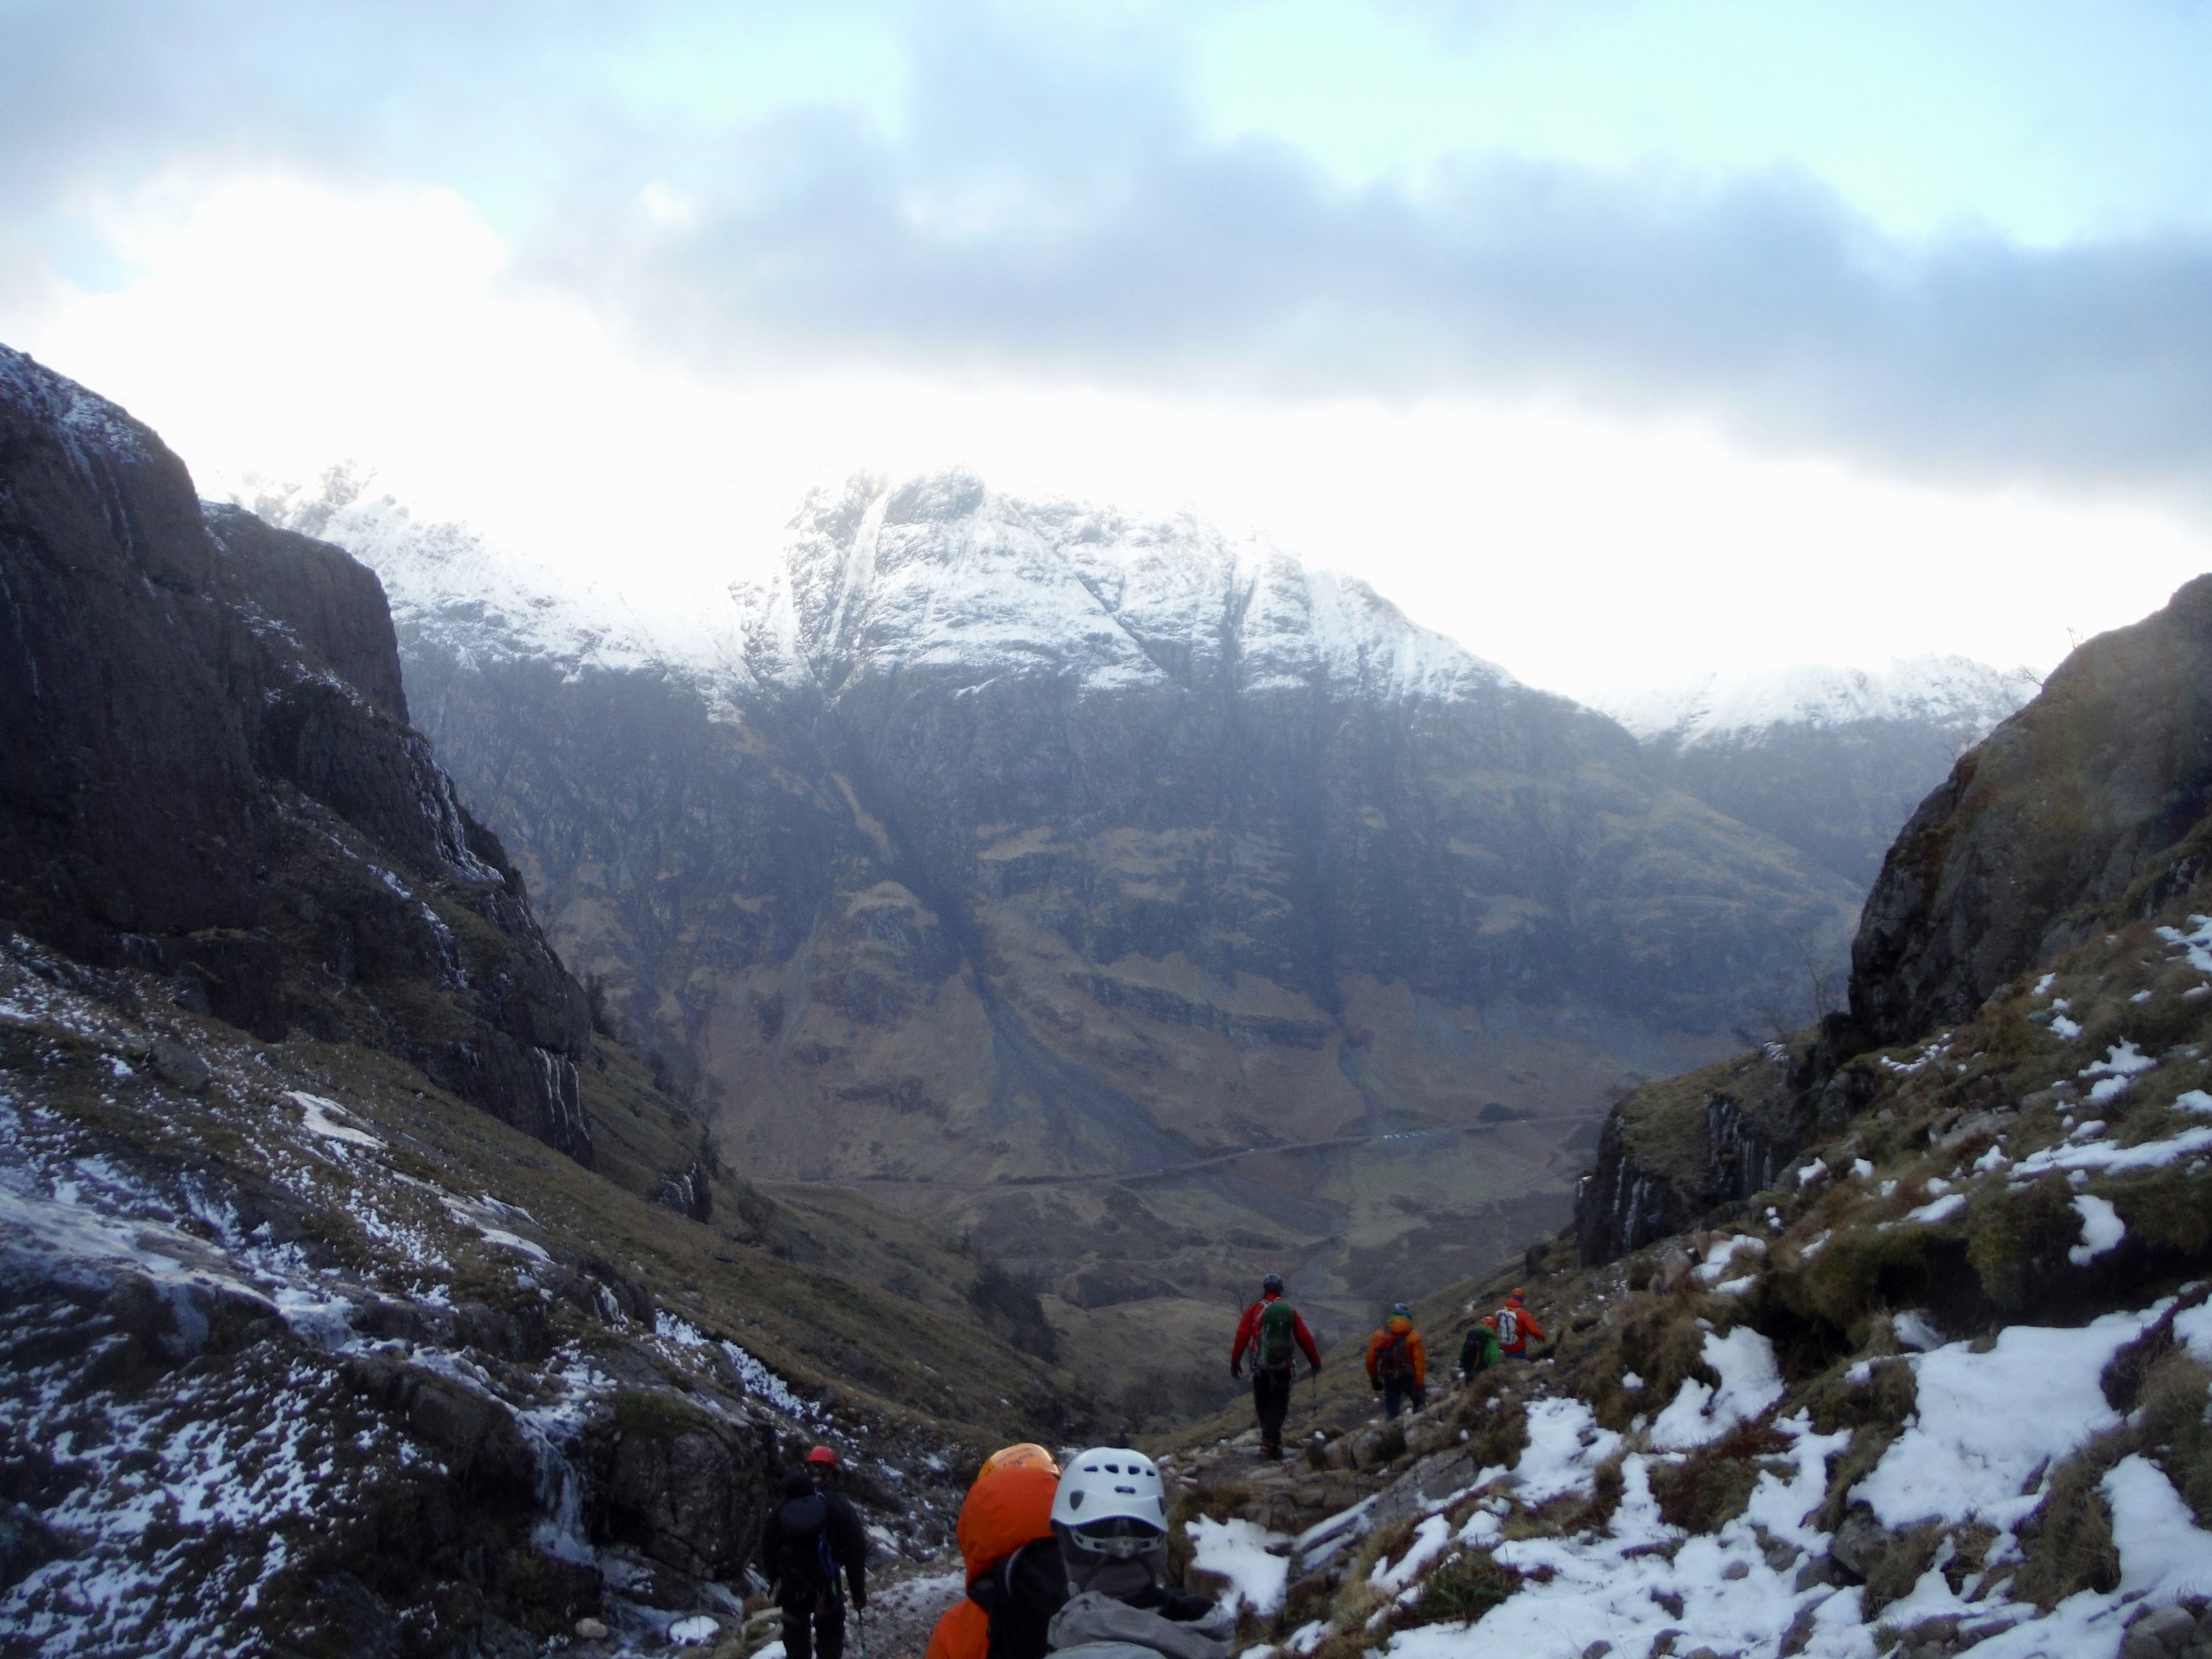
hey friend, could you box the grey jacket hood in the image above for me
[1046,1592,1230,1659]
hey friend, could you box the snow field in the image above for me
[1287,1291,2212,1659]
[1647,1325,1783,1451]
[1188,1517,1294,1615]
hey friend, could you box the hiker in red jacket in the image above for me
[1494,1288,1546,1358]
[1229,1273,1322,1458]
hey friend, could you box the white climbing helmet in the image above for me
[1050,1447,1167,1553]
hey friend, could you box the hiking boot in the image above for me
[1260,1443,1282,1461]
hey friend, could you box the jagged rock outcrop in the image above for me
[1851,575,2212,1047]
[1572,1040,1876,1263]
[0,347,591,1158]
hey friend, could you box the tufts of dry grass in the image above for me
[1648,1418,1794,1534]
[1391,1550,1525,1630]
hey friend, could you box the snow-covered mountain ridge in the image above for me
[242,467,1516,709]
[750,472,1516,705]
[1595,657,2040,749]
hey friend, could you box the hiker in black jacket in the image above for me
[764,1454,870,1659]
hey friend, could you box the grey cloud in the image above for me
[6,1,2208,503]
[0,0,632,207]
[534,62,2212,502]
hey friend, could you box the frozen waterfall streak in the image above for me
[533,1046,586,1143]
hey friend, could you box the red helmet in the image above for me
[805,1446,840,1467]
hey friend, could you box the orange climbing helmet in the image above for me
[979,1442,1060,1478]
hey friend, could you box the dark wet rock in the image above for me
[204,501,410,721]
[0,345,592,1161]
[342,1354,537,1496]
[347,1295,456,1348]
[1827,1507,1887,1585]
[654,1149,714,1222]
[94,1271,280,1375]
[453,1299,554,1364]
[0,1501,58,1591]
[585,1393,777,1582]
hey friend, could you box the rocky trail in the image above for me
[817,1121,1583,1193]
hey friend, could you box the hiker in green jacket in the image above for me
[1458,1316,1503,1382]
[1229,1273,1322,1458]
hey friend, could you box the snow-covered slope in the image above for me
[1595,657,2039,749]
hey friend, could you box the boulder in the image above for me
[148,1039,211,1094]
[586,1394,776,1582]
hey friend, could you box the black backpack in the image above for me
[1376,1331,1409,1380]
[778,1492,839,1586]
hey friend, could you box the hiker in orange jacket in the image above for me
[1363,1302,1428,1418]
[1495,1287,1545,1358]
[924,1449,1062,1659]
[1230,1272,1322,1459]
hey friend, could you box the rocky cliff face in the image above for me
[254,467,1864,1390]
[0,354,1087,1655]
[1575,578,2212,1267]
[1596,657,2039,889]
[1571,1033,1878,1264]
[0,348,591,1159]
[1852,576,2212,1046]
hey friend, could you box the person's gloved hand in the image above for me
[1192,1601,1238,1640]
[1370,1378,1381,1392]
[855,1593,868,1612]
[1230,1360,1242,1379]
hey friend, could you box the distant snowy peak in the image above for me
[234,466,751,683]
[1595,657,2042,749]
[758,470,1514,703]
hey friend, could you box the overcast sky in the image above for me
[5,0,2210,698]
